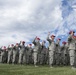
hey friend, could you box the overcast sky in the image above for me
[0,0,76,47]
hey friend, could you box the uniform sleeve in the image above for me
[18,43,22,48]
[56,41,59,46]
[68,35,72,41]
[31,48,33,53]
[47,35,52,43]
[32,39,36,45]
[41,45,43,49]
[39,43,42,49]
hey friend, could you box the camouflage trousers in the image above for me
[69,49,76,66]
[33,52,38,65]
[19,53,25,64]
[49,50,55,66]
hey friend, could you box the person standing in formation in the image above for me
[1,46,7,63]
[26,44,33,64]
[47,32,56,68]
[61,41,68,65]
[7,45,13,64]
[19,41,26,64]
[40,41,47,65]
[32,36,41,67]
[55,38,61,66]
[68,30,76,69]
[12,43,19,64]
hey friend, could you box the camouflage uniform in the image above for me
[1,47,7,63]
[61,42,68,65]
[19,42,26,64]
[47,34,56,67]
[12,44,19,64]
[26,45,33,64]
[68,31,76,68]
[55,39,61,65]
[32,37,41,66]
[7,46,13,64]
[40,41,47,65]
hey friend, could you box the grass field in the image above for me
[0,64,76,75]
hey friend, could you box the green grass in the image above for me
[0,64,76,75]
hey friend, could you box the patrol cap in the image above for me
[4,46,6,50]
[16,43,19,45]
[29,44,32,46]
[22,41,25,43]
[51,35,55,38]
[62,41,66,44]
[36,37,40,40]
[69,30,75,34]
[57,38,61,40]
[11,44,14,46]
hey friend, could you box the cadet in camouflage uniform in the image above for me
[47,32,56,68]
[65,42,70,65]
[12,43,19,64]
[7,45,13,64]
[37,45,42,65]
[26,44,33,64]
[40,41,46,65]
[1,46,7,63]
[61,41,68,65]
[32,36,41,67]
[55,38,61,66]
[68,31,76,69]
[19,41,26,64]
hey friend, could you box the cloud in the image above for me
[0,0,65,47]
[51,0,76,43]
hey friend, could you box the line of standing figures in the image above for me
[0,30,76,69]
